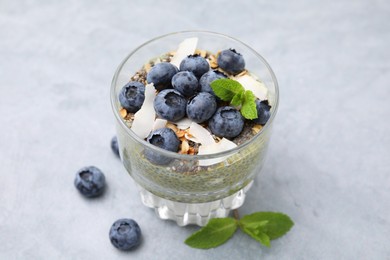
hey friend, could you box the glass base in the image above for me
[138,181,253,226]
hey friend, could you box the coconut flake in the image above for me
[152,118,167,130]
[198,142,219,155]
[188,122,215,146]
[234,74,268,101]
[198,138,237,166]
[131,83,156,138]
[184,133,198,144]
[217,138,238,151]
[170,37,198,68]
[175,117,193,130]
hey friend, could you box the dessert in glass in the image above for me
[111,31,279,226]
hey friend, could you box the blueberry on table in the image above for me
[208,106,245,138]
[146,62,178,91]
[74,166,106,198]
[186,92,217,123]
[199,70,227,97]
[253,100,271,125]
[111,136,120,158]
[118,81,145,113]
[179,54,210,78]
[154,89,187,122]
[217,49,245,75]
[172,71,199,97]
[109,219,142,251]
[145,127,180,165]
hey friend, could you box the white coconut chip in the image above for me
[131,83,156,138]
[188,122,215,146]
[198,142,219,155]
[175,117,193,130]
[170,37,198,68]
[217,137,238,151]
[184,133,198,144]
[198,138,237,166]
[234,74,268,101]
[152,118,167,130]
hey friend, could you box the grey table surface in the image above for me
[1,0,389,259]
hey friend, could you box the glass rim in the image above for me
[110,30,279,160]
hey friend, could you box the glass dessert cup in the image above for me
[111,31,279,226]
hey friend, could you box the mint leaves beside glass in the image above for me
[210,78,258,120]
[185,211,294,249]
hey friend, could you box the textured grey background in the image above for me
[1,0,389,259]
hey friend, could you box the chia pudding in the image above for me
[112,34,278,204]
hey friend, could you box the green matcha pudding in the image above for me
[111,31,279,226]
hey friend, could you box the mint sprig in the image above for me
[185,211,294,249]
[210,78,258,120]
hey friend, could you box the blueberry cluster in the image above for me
[149,55,220,125]
[118,48,271,158]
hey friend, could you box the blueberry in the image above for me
[118,81,145,113]
[186,92,217,123]
[179,54,210,78]
[145,128,180,165]
[109,219,141,251]
[217,49,245,75]
[172,71,199,97]
[154,89,187,122]
[199,70,227,97]
[208,106,244,138]
[74,166,106,198]
[253,100,271,125]
[111,136,120,158]
[146,62,178,91]
[147,128,180,151]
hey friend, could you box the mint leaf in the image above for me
[240,220,271,247]
[210,78,245,101]
[242,220,269,230]
[230,92,243,107]
[185,218,238,249]
[240,212,294,240]
[258,232,271,247]
[242,224,271,247]
[240,90,257,119]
